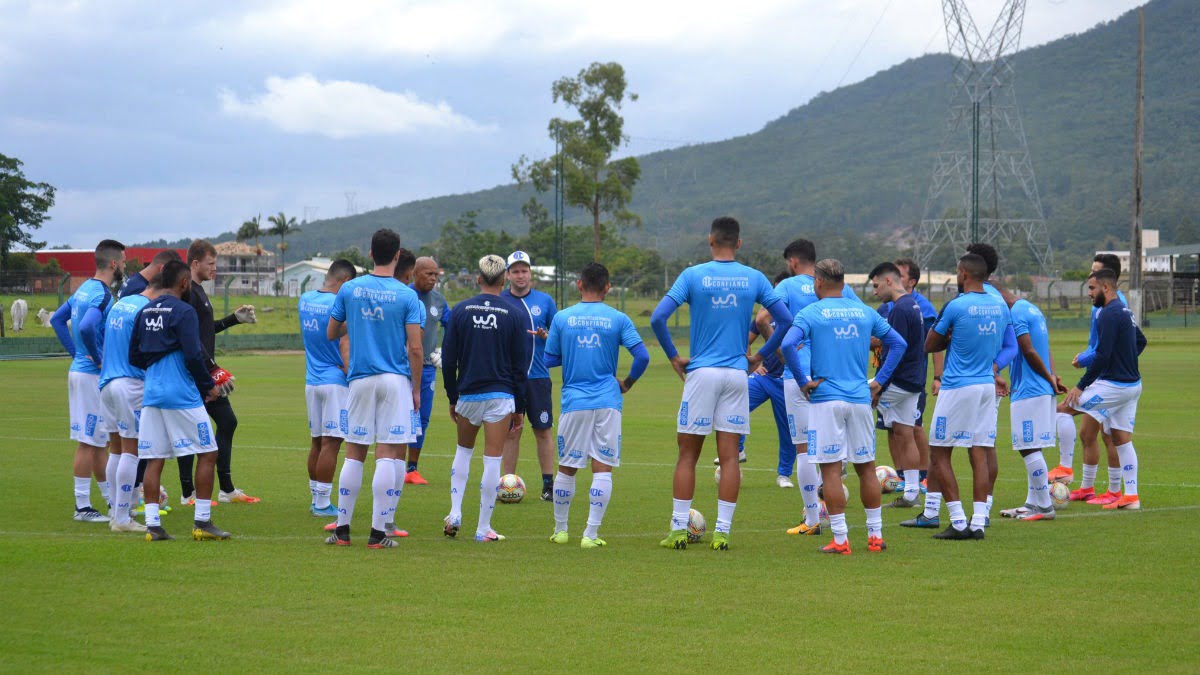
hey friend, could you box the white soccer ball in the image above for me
[1050,481,1070,508]
[876,465,900,493]
[687,509,706,543]
[497,474,526,504]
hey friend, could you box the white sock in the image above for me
[552,471,575,532]
[104,453,120,508]
[74,476,92,510]
[314,482,333,509]
[865,506,882,539]
[145,502,161,527]
[970,501,988,531]
[336,458,363,528]
[670,498,691,531]
[1107,464,1122,494]
[986,494,993,511]
[829,512,848,544]
[195,499,212,522]
[946,500,967,531]
[309,478,317,504]
[903,469,920,502]
[1024,451,1051,508]
[584,473,612,539]
[371,458,396,532]
[115,453,138,524]
[715,499,736,534]
[477,456,502,536]
[1056,413,1076,468]
[1116,442,1138,497]
[923,491,943,519]
[798,457,821,526]
[389,460,407,523]
[449,445,473,520]
[1081,463,1098,490]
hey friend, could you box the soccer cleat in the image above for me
[932,525,975,540]
[74,507,110,523]
[383,523,410,538]
[711,532,730,551]
[366,530,398,549]
[474,530,505,542]
[1017,504,1056,521]
[181,492,194,506]
[776,475,795,489]
[1068,486,1096,502]
[1000,504,1035,518]
[323,521,338,532]
[971,528,986,540]
[110,519,148,533]
[1047,465,1075,484]
[820,539,851,555]
[786,522,822,536]
[311,504,338,518]
[192,520,231,540]
[549,530,569,544]
[580,537,606,549]
[1086,491,1121,506]
[540,487,553,502]
[1102,494,1141,510]
[218,488,261,504]
[443,515,460,538]
[325,525,351,546]
[659,529,688,549]
[404,470,429,485]
[867,536,887,552]
[885,495,919,509]
[145,526,173,542]
[900,514,940,529]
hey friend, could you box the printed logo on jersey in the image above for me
[711,293,738,308]
[144,315,164,331]
[833,324,860,340]
[978,321,997,336]
[576,333,602,347]
[967,304,1004,317]
[197,422,212,446]
[360,306,385,321]
[530,305,542,317]
[472,314,499,329]
[302,317,320,331]
[429,306,439,317]
[108,316,124,331]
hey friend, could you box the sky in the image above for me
[0,0,1145,249]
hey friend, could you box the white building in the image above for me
[214,241,275,295]
[280,257,367,297]
[1095,229,1172,274]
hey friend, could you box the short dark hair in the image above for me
[783,238,816,264]
[772,270,790,285]
[370,229,401,266]
[151,249,181,266]
[328,259,357,282]
[187,239,216,264]
[159,259,190,289]
[958,253,988,281]
[394,248,416,280]
[894,256,920,283]
[966,243,999,276]
[95,239,125,269]
[1093,253,1122,279]
[814,258,844,284]
[868,261,901,281]
[579,262,610,292]
[1090,268,1119,287]
[710,217,740,248]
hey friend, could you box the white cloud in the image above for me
[218,74,492,138]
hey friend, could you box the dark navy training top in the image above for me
[1077,298,1146,390]
[882,293,927,393]
[442,293,530,413]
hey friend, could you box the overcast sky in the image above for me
[1,0,1144,248]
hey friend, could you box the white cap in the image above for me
[506,251,531,268]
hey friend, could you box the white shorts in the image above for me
[806,400,875,464]
[677,368,750,436]
[100,377,144,439]
[456,397,516,427]
[930,383,999,448]
[556,408,622,468]
[1073,380,1142,434]
[783,378,811,445]
[306,384,349,439]
[877,387,921,429]
[68,371,111,448]
[346,373,419,445]
[1010,395,1057,450]
[137,406,216,459]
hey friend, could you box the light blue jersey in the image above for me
[330,275,426,382]
[792,297,892,404]
[773,274,861,378]
[98,294,150,390]
[545,302,643,413]
[1009,299,1054,402]
[502,288,557,379]
[67,279,112,374]
[299,290,346,387]
[933,291,1011,390]
[666,260,781,371]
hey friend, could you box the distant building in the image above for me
[34,247,186,292]
[279,257,367,298]
[213,241,275,295]
[1096,229,1171,274]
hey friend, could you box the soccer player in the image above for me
[406,256,450,484]
[891,257,937,493]
[1063,268,1146,511]
[780,259,906,554]
[995,286,1067,521]
[120,249,181,299]
[50,238,125,522]
[545,263,650,548]
[923,253,1011,540]
[500,250,559,501]
[868,262,927,509]
[299,259,357,517]
[176,240,259,506]
[394,248,416,285]
[324,230,425,549]
[650,217,792,551]
[442,255,529,542]
[130,259,229,541]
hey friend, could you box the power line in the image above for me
[835,0,896,89]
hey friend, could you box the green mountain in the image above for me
[179,0,1199,271]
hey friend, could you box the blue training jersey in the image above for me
[502,288,557,380]
[882,293,927,394]
[331,275,426,382]
[1009,299,1054,402]
[99,294,150,389]
[118,273,149,299]
[666,260,781,372]
[774,273,860,378]
[749,318,784,378]
[131,295,213,410]
[545,302,643,413]
[66,279,112,374]
[792,297,892,404]
[933,291,1011,390]
[299,290,347,387]
[1079,289,1129,367]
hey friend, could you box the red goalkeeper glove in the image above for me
[210,366,236,397]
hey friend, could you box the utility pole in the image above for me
[1130,7,1145,325]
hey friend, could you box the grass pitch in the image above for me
[1,329,1198,672]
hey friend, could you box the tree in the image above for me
[329,246,372,271]
[267,212,300,294]
[236,214,265,294]
[513,62,641,262]
[0,153,56,269]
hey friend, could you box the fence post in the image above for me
[57,273,71,307]
[300,276,311,295]
[223,276,235,318]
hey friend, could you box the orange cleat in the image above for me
[867,536,887,552]
[1068,486,1095,502]
[820,539,852,555]
[219,489,261,504]
[404,470,429,485]
[1086,491,1121,506]
[786,522,822,536]
[1102,494,1141,510]
[1047,465,1075,484]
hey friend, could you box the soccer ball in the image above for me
[817,482,850,501]
[876,466,900,493]
[714,466,721,484]
[687,509,706,543]
[1050,482,1070,508]
[497,474,526,504]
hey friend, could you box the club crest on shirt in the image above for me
[530,305,542,317]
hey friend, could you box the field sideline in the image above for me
[2,329,1198,671]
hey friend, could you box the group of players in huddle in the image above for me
[54,216,1147,552]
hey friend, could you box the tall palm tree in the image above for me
[236,214,264,295]
[267,212,300,295]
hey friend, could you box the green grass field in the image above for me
[2,329,1199,672]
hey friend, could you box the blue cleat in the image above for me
[311,504,338,517]
[899,513,940,529]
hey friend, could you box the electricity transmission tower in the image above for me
[916,0,1052,274]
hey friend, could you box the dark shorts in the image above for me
[876,388,928,430]
[523,378,554,430]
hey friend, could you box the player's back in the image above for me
[937,291,1010,389]
[446,293,528,395]
[666,260,778,371]
[298,290,346,386]
[1010,299,1053,401]
[333,274,425,381]
[550,302,641,413]
[68,278,111,374]
[798,297,888,404]
[99,293,150,389]
[136,295,204,410]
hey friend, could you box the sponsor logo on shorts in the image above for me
[726,415,747,426]
[678,402,689,426]
[693,417,712,427]
[324,421,339,431]
[197,422,212,446]
[411,410,421,436]
[788,414,796,438]
[472,314,499,329]
[806,429,817,448]
[85,414,98,437]
[352,425,369,436]
[71,423,81,432]
[1081,395,1103,411]
[823,444,842,455]
[598,446,615,458]
[340,410,349,434]
[389,425,406,435]
[854,447,870,457]
[540,411,549,425]
[1022,420,1034,444]
[117,420,129,431]
[138,441,152,450]
[569,449,584,460]
[953,431,972,442]
[173,438,193,449]
[1039,431,1053,443]
[935,416,947,440]
[556,435,565,458]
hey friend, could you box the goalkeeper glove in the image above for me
[430,348,442,369]
[210,366,236,398]
[234,305,257,324]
